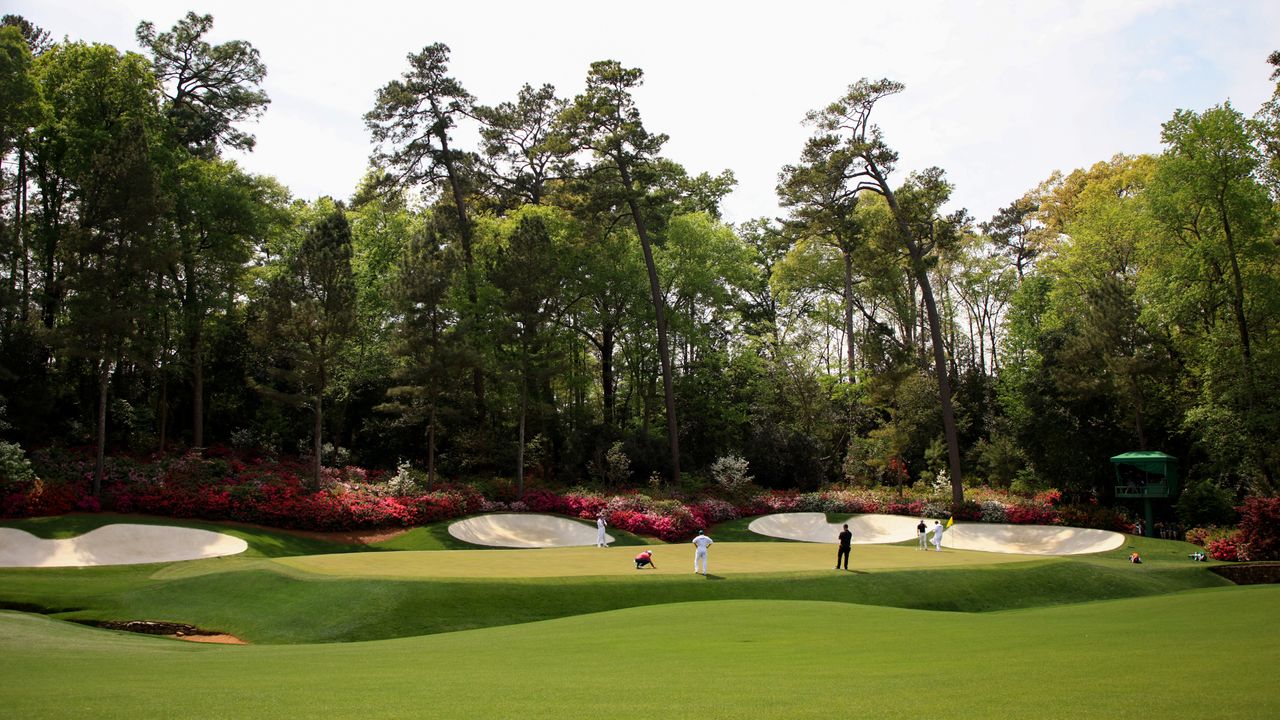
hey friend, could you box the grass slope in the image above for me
[1,586,1277,719]
[0,515,1228,644]
[0,548,1228,643]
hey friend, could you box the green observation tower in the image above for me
[1111,451,1179,537]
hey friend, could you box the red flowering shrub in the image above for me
[883,499,926,516]
[1057,504,1131,532]
[562,492,608,519]
[1207,533,1245,561]
[692,498,739,524]
[1235,496,1280,561]
[2,447,488,532]
[594,502,701,542]
[520,488,566,513]
[1034,489,1064,507]
[756,491,802,513]
[4,446,1148,541]
[1185,526,1234,548]
[1005,503,1061,525]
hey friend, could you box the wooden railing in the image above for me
[1114,481,1170,498]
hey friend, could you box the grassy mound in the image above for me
[2,586,1276,719]
[0,549,1227,643]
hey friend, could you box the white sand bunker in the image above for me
[747,513,1124,555]
[0,524,249,568]
[944,523,1125,555]
[748,512,921,544]
[448,513,614,548]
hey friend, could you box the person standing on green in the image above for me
[836,523,852,570]
[692,530,714,574]
[596,513,609,548]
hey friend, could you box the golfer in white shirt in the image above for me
[692,530,714,574]
[596,514,609,548]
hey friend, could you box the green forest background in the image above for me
[2,12,1279,515]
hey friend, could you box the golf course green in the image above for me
[1,513,1275,719]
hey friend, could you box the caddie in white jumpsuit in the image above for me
[931,520,944,551]
[692,530,713,574]
[596,514,609,548]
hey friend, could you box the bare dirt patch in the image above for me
[80,619,247,644]
[169,632,246,644]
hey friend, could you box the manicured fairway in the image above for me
[273,541,1040,578]
[0,515,1233,643]
[2,586,1276,719]
[0,513,1265,719]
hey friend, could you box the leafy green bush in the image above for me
[588,441,632,487]
[1176,478,1237,528]
[0,441,36,487]
[1185,526,1234,547]
[1010,467,1048,494]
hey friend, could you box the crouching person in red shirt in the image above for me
[635,550,656,569]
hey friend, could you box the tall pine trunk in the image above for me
[878,175,965,510]
[94,360,111,496]
[437,128,486,409]
[184,253,205,448]
[841,246,857,383]
[427,402,437,485]
[620,168,680,483]
[601,326,615,428]
[312,394,323,488]
[517,383,527,496]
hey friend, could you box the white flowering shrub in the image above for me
[0,441,35,487]
[711,455,753,497]
[386,460,424,497]
[931,470,951,497]
[592,441,631,486]
[979,500,1008,523]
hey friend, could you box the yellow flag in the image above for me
[945,516,954,529]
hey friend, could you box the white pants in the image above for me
[694,548,708,573]
[932,534,943,551]
[918,532,927,549]
[596,530,607,547]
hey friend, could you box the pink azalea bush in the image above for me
[1185,526,1233,547]
[5,447,483,532]
[1195,497,1280,562]
[0,446,1185,542]
[1206,534,1246,562]
[1235,496,1280,561]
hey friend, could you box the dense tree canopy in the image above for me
[2,15,1278,519]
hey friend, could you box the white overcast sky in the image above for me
[10,0,1280,225]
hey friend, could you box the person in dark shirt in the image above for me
[836,523,852,570]
[635,550,656,569]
